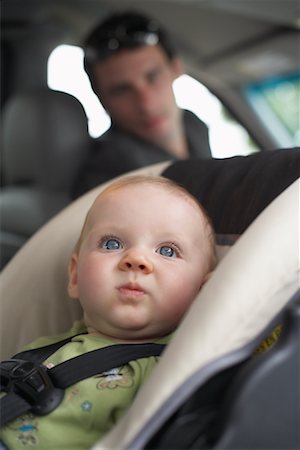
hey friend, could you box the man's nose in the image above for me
[118,250,153,274]
[135,86,154,111]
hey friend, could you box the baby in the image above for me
[0,175,216,450]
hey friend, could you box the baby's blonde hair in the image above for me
[74,175,217,272]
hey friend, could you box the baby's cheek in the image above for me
[78,263,101,298]
[170,279,201,314]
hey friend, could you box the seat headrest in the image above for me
[2,89,90,190]
[162,147,300,234]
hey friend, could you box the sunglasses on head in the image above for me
[84,18,161,63]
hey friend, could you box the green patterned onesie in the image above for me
[0,321,170,450]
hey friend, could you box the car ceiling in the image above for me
[2,0,299,90]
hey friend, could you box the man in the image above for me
[72,11,212,198]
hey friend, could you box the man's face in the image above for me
[91,45,183,148]
[68,183,211,342]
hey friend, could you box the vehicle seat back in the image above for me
[0,88,91,267]
[2,88,90,190]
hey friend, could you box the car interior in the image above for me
[0,1,300,449]
[1,0,299,268]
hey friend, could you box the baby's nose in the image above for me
[118,251,153,274]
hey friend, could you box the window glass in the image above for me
[173,75,258,157]
[48,45,110,137]
[245,73,300,147]
[48,45,258,158]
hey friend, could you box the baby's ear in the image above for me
[68,253,79,299]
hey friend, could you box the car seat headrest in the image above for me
[2,89,90,191]
[162,148,300,234]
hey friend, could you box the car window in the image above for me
[244,73,300,148]
[48,44,259,158]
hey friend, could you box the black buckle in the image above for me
[0,359,64,415]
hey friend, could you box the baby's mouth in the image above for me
[118,282,146,298]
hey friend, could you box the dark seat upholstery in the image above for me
[0,88,91,268]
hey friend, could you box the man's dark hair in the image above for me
[83,11,177,90]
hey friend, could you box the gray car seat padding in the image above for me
[92,178,299,450]
[0,89,92,268]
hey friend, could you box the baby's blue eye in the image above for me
[101,238,122,251]
[158,246,176,258]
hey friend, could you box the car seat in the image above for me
[0,150,299,449]
[95,175,299,450]
[0,88,91,269]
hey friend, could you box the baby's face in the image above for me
[68,183,210,341]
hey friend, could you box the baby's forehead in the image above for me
[85,185,208,242]
[78,181,213,252]
[91,182,202,215]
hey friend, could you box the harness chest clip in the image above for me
[0,358,64,416]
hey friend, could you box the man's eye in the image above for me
[157,246,176,258]
[147,69,160,84]
[101,238,122,251]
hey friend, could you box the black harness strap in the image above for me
[13,334,82,364]
[50,343,166,388]
[0,338,166,428]
[1,392,31,425]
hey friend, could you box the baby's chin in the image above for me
[86,322,172,343]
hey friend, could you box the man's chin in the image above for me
[136,120,170,141]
